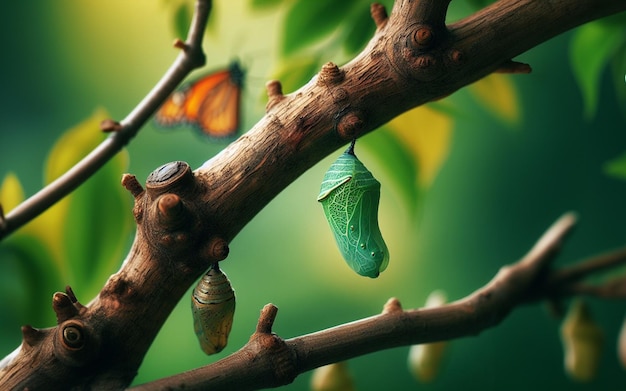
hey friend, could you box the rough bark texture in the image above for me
[1,0,625,390]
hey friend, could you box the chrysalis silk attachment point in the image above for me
[317,141,389,278]
[191,264,236,355]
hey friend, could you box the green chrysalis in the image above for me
[317,140,389,278]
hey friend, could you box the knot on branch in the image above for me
[127,160,229,274]
[21,325,48,348]
[140,161,211,255]
[249,304,298,386]
[53,286,86,323]
[157,193,187,228]
[394,23,450,81]
[265,80,285,112]
[122,174,144,199]
[53,319,100,367]
[206,236,230,261]
[50,286,101,367]
[100,118,122,133]
[382,297,403,314]
[390,20,469,83]
[146,161,195,196]
[336,111,365,140]
[412,25,434,49]
[318,62,344,86]
[370,3,388,29]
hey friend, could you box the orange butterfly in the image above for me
[156,60,245,139]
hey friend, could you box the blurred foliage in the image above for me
[569,13,626,119]
[407,290,448,382]
[0,110,132,328]
[605,152,626,180]
[172,1,194,39]
[0,1,625,391]
[468,74,521,125]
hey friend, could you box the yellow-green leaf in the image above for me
[468,73,520,125]
[0,175,64,326]
[47,109,132,298]
[0,172,25,212]
[387,105,453,189]
[20,108,117,272]
[361,127,420,215]
[45,108,112,183]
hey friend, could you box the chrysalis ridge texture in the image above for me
[317,141,389,278]
[191,264,236,355]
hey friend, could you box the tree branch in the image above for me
[193,0,626,243]
[0,0,211,241]
[129,213,624,390]
[1,0,625,389]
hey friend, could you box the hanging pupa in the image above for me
[560,299,604,382]
[191,263,236,355]
[310,362,356,391]
[317,139,389,278]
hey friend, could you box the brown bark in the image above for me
[1,0,625,390]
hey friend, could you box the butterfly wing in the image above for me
[194,69,242,138]
[154,90,189,127]
[182,69,232,123]
[154,61,245,139]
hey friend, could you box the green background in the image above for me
[0,1,625,390]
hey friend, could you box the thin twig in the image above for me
[565,277,626,299]
[550,246,626,285]
[519,246,626,304]
[0,0,212,241]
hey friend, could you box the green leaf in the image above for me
[281,0,359,56]
[342,4,377,56]
[361,127,421,216]
[610,44,626,116]
[468,73,520,125]
[605,151,626,180]
[570,21,625,118]
[63,157,133,298]
[0,232,63,326]
[44,109,132,299]
[0,172,24,212]
[271,56,321,94]
[387,105,454,189]
[250,0,288,10]
[172,2,193,39]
